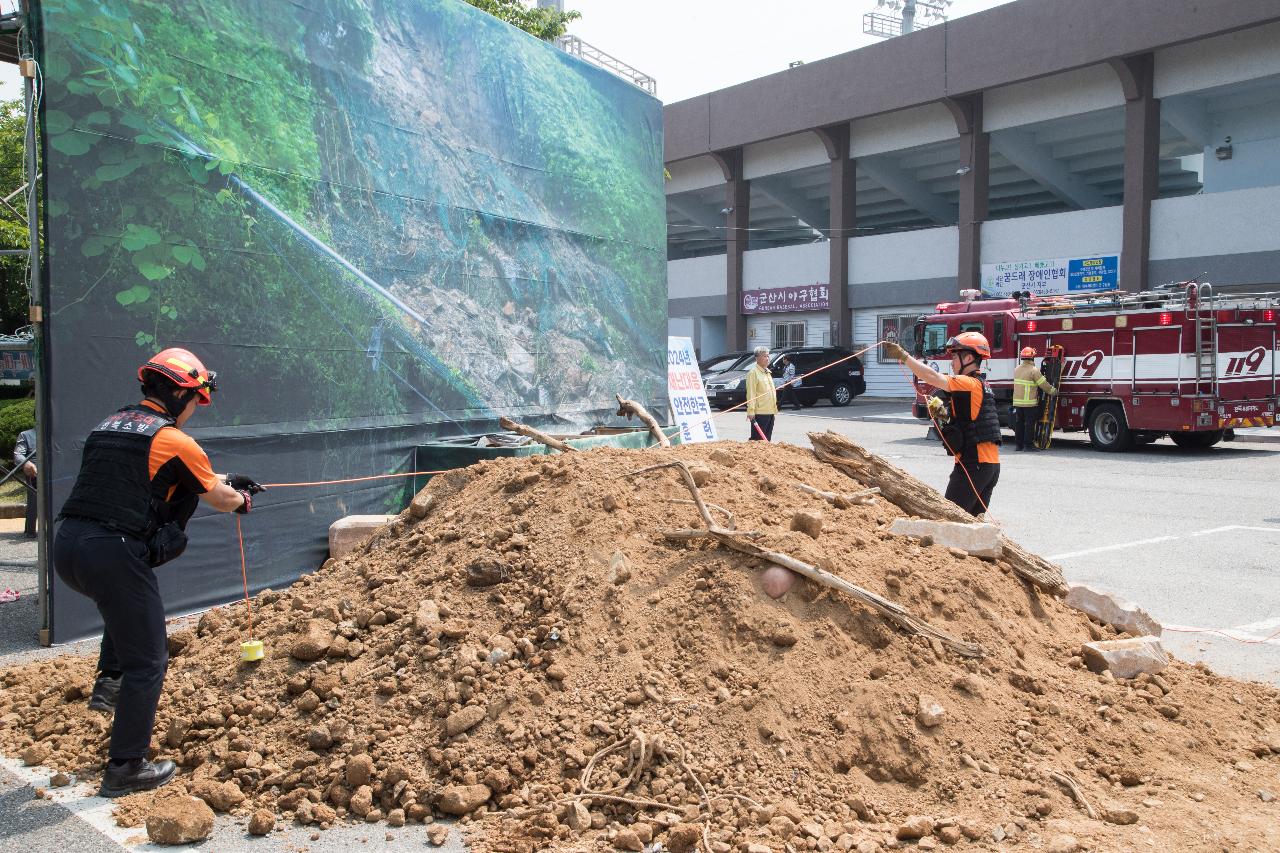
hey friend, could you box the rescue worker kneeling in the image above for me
[885,333,1002,516]
[54,348,263,797]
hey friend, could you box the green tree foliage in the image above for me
[0,99,31,334]
[462,0,580,40]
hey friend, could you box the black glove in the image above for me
[225,473,265,495]
[233,490,252,514]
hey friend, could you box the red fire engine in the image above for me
[911,283,1280,451]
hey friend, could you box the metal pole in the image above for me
[22,0,52,645]
[902,0,917,34]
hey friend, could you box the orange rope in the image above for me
[1164,624,1280,645]
[713,343,884,419]
[236,514,252,639]
[262,470,447,488]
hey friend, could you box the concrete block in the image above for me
[888,518,1002,559]
[1081,636,1169,679]
[1066,584,1162,637]
[329,515,397,559]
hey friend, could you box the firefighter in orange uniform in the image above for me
[54,348,263,797]
[885,332,1002,516]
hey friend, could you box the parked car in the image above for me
[703,346,865,409]
[698,351,753,379]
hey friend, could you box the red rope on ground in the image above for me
[236,514,252,639]
[1164,624,1280,645]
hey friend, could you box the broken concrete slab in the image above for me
[329,515,397,559]
[1066,584,1162,636]
[1082,636,1169,679]
[888,518,1002,559]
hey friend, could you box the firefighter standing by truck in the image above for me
[1012,347,1056,452]
[886,332,1002,516]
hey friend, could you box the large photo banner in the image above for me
[37,0,666,640]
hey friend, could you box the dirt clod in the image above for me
[145,793,214,844]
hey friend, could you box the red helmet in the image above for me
[1020,346,1036,358]
[946,332,991,360]
[138,348,217,405]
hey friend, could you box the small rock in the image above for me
[445,704,487,736]
[790,510,824,539]
[409,490,436,519]
[306,726,333,751]
[1081,636,1169,679]
[20,745,48,767]
[387,808,405,827]
[146,796,215,844]
[289,620,334,661]
[190,779,246,813]
[770,623,798,647]
[438,783,491,815]
[1101,801,1139,825]
[49,772,71,787]
[614,828,644,851]
[546,664,568,681]
[414,599,441,631]
[991,824,1006,842]
[896,815,933,840]
[346,753,375,787]
[1046,835,1080,853]
[667,823,702,853]
[349,785,374,818]
[916,695,945,728]
[427,824,451,846]
[608,551,632,585]
[1260,789,1276,803]
[688,465,712,487]
[1066,584,1161,636]
[466,558,507,587]
[566,800,590,831]
[937,825,961,845]
[248,809,275,836]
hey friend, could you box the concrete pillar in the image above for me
[712,147,749,350]
[1111,54,1159,293]
[815,123,854,348]
[945,95,989,294]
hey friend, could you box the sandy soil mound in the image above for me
[2,440,1278,852]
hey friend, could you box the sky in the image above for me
[563,0,1019,103]
[0,1,1023,109]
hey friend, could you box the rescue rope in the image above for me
[261,470,448,488]
[712,343,884,419]
[1163,624,1280,645]
[236,514,252,639]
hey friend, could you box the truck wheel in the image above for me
[830,382,853,407]
[1171,430,1223,450]
[1088,403,1133,452]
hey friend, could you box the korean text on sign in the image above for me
[666,337,717,443]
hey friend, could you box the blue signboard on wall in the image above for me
[1067,256,1120,292]
[981,253,1121,297]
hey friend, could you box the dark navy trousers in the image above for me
[54,518,168,761]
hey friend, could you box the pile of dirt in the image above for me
[2,439,1279,852]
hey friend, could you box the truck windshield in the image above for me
[921,323,948,357]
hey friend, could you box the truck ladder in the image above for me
[1190,283,1218,396]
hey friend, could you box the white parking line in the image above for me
[1049,525,1280,561]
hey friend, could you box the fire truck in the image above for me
[911,283,1280,451]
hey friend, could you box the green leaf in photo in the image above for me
[135,331,154,347]
[94,159,142,182]
[171,245,196,265]
[80,235,111,257]
[44,109,74,136]
[135,260,172,281]
[121,224,162,251]
[43,55,71,82]
[116,285,151,306]
[46,199,70,219]
[50,132,92,157]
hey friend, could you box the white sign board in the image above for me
[667,336,717,444]
[981,254,1120,298]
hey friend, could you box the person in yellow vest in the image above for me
[1013,346,1056,451]
[745,346,778,440]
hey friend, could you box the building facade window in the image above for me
[772,321,806,349]
[876,314,919,363]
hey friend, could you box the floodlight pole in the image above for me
[902,0,916,34]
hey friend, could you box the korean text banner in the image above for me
[742,284,830,314]
[666,337,716,444]
[981,255,1120,298]
[37,0,666,641]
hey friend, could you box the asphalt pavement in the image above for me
[2,399,1278,850]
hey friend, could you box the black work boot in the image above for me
[98,758,176,798]
[87,674,122,713]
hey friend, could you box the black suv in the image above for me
[704,346,866,409]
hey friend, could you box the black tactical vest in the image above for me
[58,405,176,537]
[938,376,1002,461]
